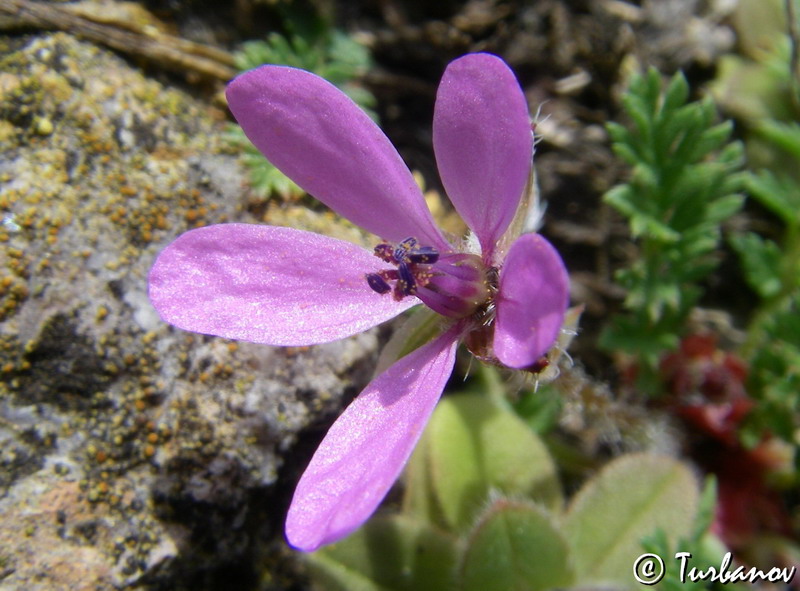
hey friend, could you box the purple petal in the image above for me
[433,53,533,254]
[148,224,417,346]
[285,327,460,551]
[226,66,449,250]
[493,234,569,368]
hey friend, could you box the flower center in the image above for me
[365,237,491,319]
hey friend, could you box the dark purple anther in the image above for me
[396,262,417,296]
[366,237,441,300]
[393,237,418,263]
[366,273,391,294]
[407,246,439,264]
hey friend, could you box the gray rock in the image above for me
[0,32,379,590]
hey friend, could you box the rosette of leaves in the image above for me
[599,69,746,381]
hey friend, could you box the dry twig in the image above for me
[0,0,237,82]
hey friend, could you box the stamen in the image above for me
[407,246,439,264]
[366,273,391,294]
[365,237,490,319]
[373,243,395,263]
[393,237,418,263]
[396,262,416,297]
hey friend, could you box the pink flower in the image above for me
[148,53,569,551]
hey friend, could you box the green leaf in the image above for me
[600,66,745,371]
[729,232,784,298]
[598,317,679,362]
[459,499,574,591]
[424,393,562,531]
[695,120,735,155]
[662,71,689,113]
[693,476,718,541]
[756,120,800,160]
[306,515,458,591]
[401,427,437,525]
[704,193,745,223]
[607,121,632,145]
[563,453,699,587]
[513,385,563,434]
[374,307,442,376]
[747,169,800,225]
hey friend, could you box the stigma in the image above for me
[365,237,491,319]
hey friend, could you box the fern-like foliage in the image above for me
[732,120,800,444]
[600,69,746,380]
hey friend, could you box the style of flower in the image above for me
[148,53,569,552]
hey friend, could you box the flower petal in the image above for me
[148,224,417,346]
[494,234,569,368]
[285,327,460,551]
[433,53,533,254]
[226,66,448,250]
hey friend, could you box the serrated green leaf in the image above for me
[730,232,784,298]
[747,169,800,225]
[756,120,800,160]
[705,193,744,223]
[243,150,304,198]
[631,213,682,242]
[459,499,574,591]
[606,121,631,144]
[424,393,562,531]
[677,122,730,164]
[642,68,663,110]
[662,71,689,113]
[693,476,718,541]
[612,143,642,166]
[563,453,699,587]
[306,515,458,591]
[600,65,745,370]
[603,184,638,216]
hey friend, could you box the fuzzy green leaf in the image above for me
[563,453,699,586]
[423,393,562,531]
[459,499,574,591]
[306,515,458,591]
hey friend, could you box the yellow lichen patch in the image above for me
[95,305,109,322]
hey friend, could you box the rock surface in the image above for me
[0,32,378,590]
